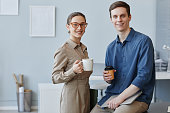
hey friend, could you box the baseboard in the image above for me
[0,106,38,110]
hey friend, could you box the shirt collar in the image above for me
[66,39,87,51]
[116,28,135,43]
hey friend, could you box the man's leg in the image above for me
[114,101,148,113]
[90,104,114,113]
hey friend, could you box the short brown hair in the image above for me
[67,12,86,25]
[109,1,130,18]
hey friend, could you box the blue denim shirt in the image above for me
[98,28,155,106]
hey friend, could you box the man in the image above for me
[90,1,155,113]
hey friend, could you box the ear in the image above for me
[66,24,70,32]
[129,14,132,22]
[110,17,113,23]
[66,24,70,30]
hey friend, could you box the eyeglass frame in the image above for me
[69,22,88,29]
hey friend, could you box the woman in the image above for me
[52,12,92,113]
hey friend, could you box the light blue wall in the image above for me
[0,0,156,106]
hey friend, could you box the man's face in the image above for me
[110,7,131,32]
[66,16,87,39]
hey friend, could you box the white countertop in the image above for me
[90,72,170,81]
[156,72,170,80]
[39,72,170,91]
[89,72,170,90]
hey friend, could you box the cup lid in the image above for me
[105,66,114,70]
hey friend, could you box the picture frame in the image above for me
[0,0,18,15]
[29,6,55,37]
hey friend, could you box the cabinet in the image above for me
[38,83,64,113]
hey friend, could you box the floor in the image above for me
[0,110,38,113]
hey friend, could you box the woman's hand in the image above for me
[73,60,83,74]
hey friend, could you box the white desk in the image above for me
[90,72,170,103]
[90,72,170,81]
[89,76,108,98]
[38,72,170,113]
[156,72,170,80]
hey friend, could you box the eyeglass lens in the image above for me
[70,22,87,28]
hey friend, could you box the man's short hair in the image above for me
[109,1,130,18]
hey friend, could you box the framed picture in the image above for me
[30,6,55,37]
[0,0,18,15]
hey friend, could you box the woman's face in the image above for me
[66,16,87,39]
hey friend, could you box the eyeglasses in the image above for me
[70,22,88,29]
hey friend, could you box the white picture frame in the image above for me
[30,6,55,37]
[0,0,18,15]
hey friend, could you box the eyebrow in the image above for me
[112,13,127,17]
[71,22,86,23]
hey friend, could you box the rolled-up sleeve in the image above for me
[132,37,154,89]
[52,48,76,84]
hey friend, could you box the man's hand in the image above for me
[73,60,83,74]
[103,70,116,83]
[107,84,140,109]
[107,96,124,109]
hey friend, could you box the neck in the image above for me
[70,36,81,44]
[118,28,131,43]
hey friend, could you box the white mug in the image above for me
[82,58,93,71]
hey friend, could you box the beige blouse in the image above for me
[52,39,92,113]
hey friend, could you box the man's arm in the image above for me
[118,84,140,100]
[107,84,139,109]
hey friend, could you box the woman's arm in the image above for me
[52,48,77,84]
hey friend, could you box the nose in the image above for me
[77,25,82,29]
[117,16,122,21]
